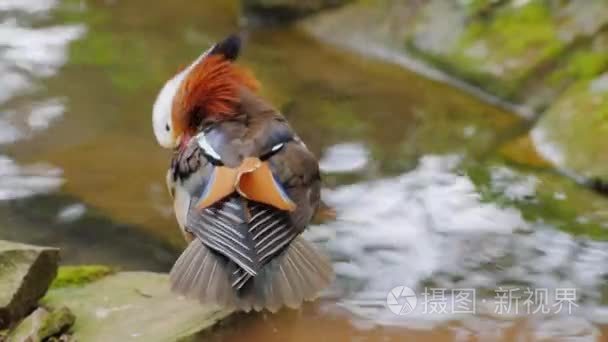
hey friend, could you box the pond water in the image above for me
[1,0,608,341]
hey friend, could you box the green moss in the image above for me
[547,50,608,87]
[38,307,76,339]
[456,1,562,87]
[565,51,608,79]
[409,1,564,99]
[405,41,515,98]
[489,2,557,54]
[9,307,76,341]
[50,265,114,289]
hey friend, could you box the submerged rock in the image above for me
[43,272,231,342]
[0,240,59,329]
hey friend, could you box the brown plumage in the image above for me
[172,53,259,138]
[165,35,333,312]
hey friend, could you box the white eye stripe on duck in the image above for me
[260,142,287,161]
[196,132,222,161]
[271,143,284,152]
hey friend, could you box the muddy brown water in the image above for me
[199,304,608,341]
[1,0,608,341]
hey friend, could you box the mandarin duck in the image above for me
[151,35,333,312]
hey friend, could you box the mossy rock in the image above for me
[408,0,558,99]
[0,241,59,329]
[408,0,608,101]
[43,272,231,342]
[532,73,608,183]
[8,307,75,342]
[306,0,608,108]
[520,28,608,110]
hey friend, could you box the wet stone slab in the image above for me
[43,272,232,342]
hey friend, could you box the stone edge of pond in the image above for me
[42,271,232,342]
[0,240,231,342]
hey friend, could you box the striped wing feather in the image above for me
[187,195,299,291]
[187,196,259,277]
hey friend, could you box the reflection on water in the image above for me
[319,142,369,174]
[0,155,63,200]
[0,0,83,198]
[309,156,608,336]
[0,0,607,340]
[489,166,538,201]
[0,192,177,270]
[0,0,59,13]
[0,0,176,270]
[312,156,527,320]
[201,303,608,341]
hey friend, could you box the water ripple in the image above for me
[309,155,608,336]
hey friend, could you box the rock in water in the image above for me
[43,272,232,342]
[532,73,608,185]
[0,240,59,328]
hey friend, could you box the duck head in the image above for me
[152,34,259,149]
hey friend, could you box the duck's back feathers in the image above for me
[170,234,333,312]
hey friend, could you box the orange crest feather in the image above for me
[172,55,260,134]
